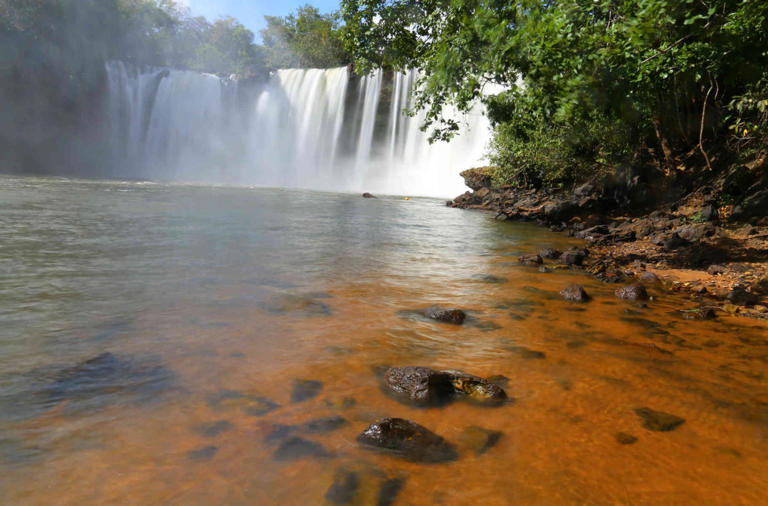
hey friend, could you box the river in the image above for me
[1,176,767,504]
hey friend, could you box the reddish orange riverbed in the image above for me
[1,179,767,505]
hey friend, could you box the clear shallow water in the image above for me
[1,176,768,504]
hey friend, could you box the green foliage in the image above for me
[261,5,350,69]
[342,0,768,187]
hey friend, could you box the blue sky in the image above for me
[180,0,342,36]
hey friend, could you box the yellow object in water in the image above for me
[405,197,409,200]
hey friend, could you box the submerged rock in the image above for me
[357,418,457,463]
[681,308,717,320]
[615,283,649,301]
[192,420,234,438]
[0,351,175,422]
[259,293,331,317]
[291,379,323,403]
[302,415,349,434]
[456,426,503,455]
[378,477,406,506]
[384,367,507,406]
[615,432,638,445]
[207,390,279,417]
[471,274,508,284]
[273,436,330,461]
[559,284,591,302]
[424,306,466,324]
[325,469,359,504]
[634,408,685,431]
[188,445,218,461]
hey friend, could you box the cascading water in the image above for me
[106,62,493,197]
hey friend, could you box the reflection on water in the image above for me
[1,176,768,504]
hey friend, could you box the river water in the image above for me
[1,176,767,505]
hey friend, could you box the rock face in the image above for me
[357,418,457,463]
[384,367,507,406]
[615,283,649,301]
[460,167,494,191]
[634,408,685,431]
[424,306,466,324]
[559,284,591,302]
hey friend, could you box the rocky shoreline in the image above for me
[449,167,768,319]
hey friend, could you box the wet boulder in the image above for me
[615,283,649,301]
[559,284,591,302]
[540,248,563,260]
[559,248,587,266]
[681,308,717,320]
[362,193,376,198]
[357,418,457,463]
[634,408,685,431]
[518,254,544,266]
[384,367,454,406]
[638,271,660,284]
[424,306,466,325]
[384,367,507,406]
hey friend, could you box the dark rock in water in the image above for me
[559,249,587,266]
[325,397,357,409]
[188,445,218,461]
[259,293,331,317]
[634,408,685,431]
[540,248,563,260]
[384,367,507,406]
[302,415,349,434]
[384,367,454,406]
[357,418,457,463]
[615,283,649,301]
[265,424,297,444]
[10,352,174,421]
[616,432,638,445]
[325,469,359,504]
[273,436,330,461]
[378,477,406,506]
[207,390,279,417]
[508,346,546,360]
[457,426,503,455]
[682,308,717,320]
[291,379,323,403]
[193,420,234,438]
[726,287,759,307]
[638,271,660,284]
[362,193,376,199]
[424,306,466,324]
[519,254,544,266]
[559,284,591,302]
[471,274,508,284]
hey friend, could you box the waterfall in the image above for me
[106,62,492,197]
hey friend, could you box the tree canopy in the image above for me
[341,0,768,187]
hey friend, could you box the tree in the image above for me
[261,5,350,69]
